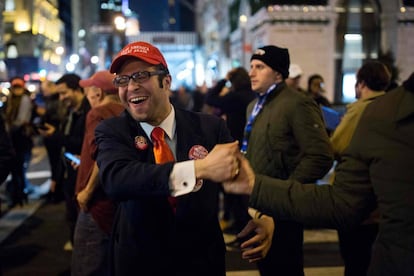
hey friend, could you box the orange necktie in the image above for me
[151,127,176,212]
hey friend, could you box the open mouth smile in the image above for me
[129,96,148,104]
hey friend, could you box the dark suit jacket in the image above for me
[249,84,414,276]
[95,108,233,276]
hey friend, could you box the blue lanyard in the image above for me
[241,84,276,154]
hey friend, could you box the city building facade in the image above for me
[196,0,414,103]
[1,0,64,81]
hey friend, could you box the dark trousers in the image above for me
[338,223,379,276]
[8,129,32,206]
[44,137,63,202]
[257,220,305,276]
[72,211,110,276]
[62,162,78,243]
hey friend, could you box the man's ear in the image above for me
[275,72,283,83]
[164,75,172,89]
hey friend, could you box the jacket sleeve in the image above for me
[249,151,376,230]
[289,97,334,183]
[95,118,174,201]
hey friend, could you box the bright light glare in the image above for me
[114,16,126,31]
[78,29,86,38]
[27,84,37,92]
[239,14,247,23]
[207,59,217,69]
[90,56,99,64]
[39,69,47,79]
[344,34,362,41]
[66,63,75,72]
[342,73,357,103]
[177,69,191,81]
[186,60,194,70]
[55,46,65,55]
[195,63,205,87]
[69,54,80,64]
[2,87,10,96]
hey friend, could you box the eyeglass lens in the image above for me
[113,71,165,87]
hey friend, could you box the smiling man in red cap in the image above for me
[93,41,272,275]
[71,70,124,275]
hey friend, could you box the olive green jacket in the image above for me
[249,84,414,275]
[245,82,333,183]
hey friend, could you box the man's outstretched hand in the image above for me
[223,154,255,195]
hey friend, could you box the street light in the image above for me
[114,16,126,32]
[113,15,127,52]
[239,14,248,68]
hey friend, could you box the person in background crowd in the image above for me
[330,60,391,276]
[285,63,305,93]
[0,114,16,215]
[378,50,399,92]
[307,74,332,107]
[0,114,16,194]
[0,114,15,183]
[238,45,333,276]
[4,77,34,207]
[205,67,255,236]
[37,73,91,250]
[83,80,104,108]
[170,84,194,110]
[224,72,414,276]
[71,70,124,275]
[191,82,209,113]
[36,80,66,202]
[94,41,273,275]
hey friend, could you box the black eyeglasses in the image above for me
[113,70,167,87]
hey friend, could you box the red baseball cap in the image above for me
[11,78,25,87]
[109,41,168,74]
[79,70,117,94]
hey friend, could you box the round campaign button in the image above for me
[135,136,148,150]
[188,145,208,160]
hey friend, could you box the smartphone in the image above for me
[64,152,80,165]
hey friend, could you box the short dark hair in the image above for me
[154,64,169,88]
[356,61,391,91]
[55,73,82,92]
[229,67,251,91]
[307,74,324,90]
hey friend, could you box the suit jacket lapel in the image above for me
[174,109,205,162]
[124,111,155,163]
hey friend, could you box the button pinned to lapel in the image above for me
[135,135,148,150]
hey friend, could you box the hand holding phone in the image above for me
[64,152,81,165]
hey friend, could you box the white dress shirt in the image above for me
[140,105,197,196]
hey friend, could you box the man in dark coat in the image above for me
[38,73,91,247]
[224,72,414,276]
[95,41,247,275]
